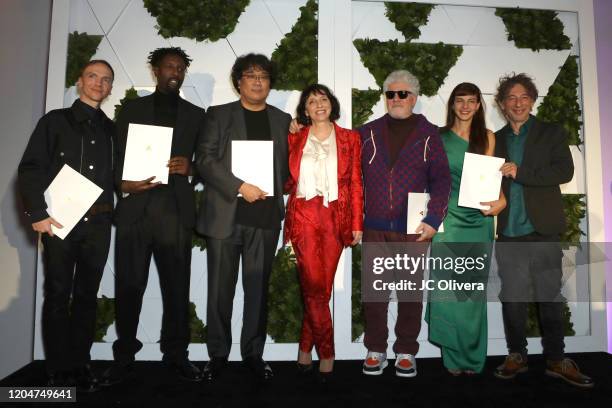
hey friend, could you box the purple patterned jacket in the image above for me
[358,113,450,233]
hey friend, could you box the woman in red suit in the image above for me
[284,84,363,379]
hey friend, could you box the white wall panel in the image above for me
[88,0,131,34]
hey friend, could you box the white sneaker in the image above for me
[362,351,388,375]
[395,354,417,377]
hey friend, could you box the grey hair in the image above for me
[382,70,420,95]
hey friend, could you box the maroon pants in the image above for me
[362,228,426,355]
[291,196,343,359]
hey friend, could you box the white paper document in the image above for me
[43,165,103,240]
[122,123,173,184]
[458,152,505,210]
[407,192,444,234]
[231,140,274,196]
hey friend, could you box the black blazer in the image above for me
[494,117,574,236]
[195,100,290,239]
[114,94,205,228]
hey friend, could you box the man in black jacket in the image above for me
[102,47,204,385]
[492,73,593,388]
[18,60,116,391]
[195,54,290,381]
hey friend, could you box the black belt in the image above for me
[88,203,113,216]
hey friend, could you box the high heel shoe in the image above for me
[297,362,314,374]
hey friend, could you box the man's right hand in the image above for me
[121,176,161,194]
[239,182,267,203]
[32,217,63,237]
[289,119,303,134]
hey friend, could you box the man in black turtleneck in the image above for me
[18,60,116,391]
[102,47,205,385]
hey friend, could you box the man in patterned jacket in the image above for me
[359,70,450,378]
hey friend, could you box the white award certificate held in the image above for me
[43,164,103,239]
[231,140,274,196]
[406,192,444,234]
[121,123,173,184]
[458,152,505,210]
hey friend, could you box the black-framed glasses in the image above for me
[242,73,270,82]
[385,90,412,100]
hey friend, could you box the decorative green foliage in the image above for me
[353,39,463,96]
[526,302,575,337]
[267,246,303,342]
[94,296,115,342]
[65,31,103,88]
[143,0,250,42]
[537,56,582,145]
[113,87,139,121]
[192,190,207,251]
[352,89,381,129]
[495,8,571,51]
[384,2,434,41]
[351,244,365,341]
[189,301,207,343]
[562,194,586,247]
[271,0,318,91]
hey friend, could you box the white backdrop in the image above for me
[35,0,607,361]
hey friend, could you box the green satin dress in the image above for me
[425,129,493,373]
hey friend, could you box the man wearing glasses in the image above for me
[358,70,450,378]
[195,53,290,381]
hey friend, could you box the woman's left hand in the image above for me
[351,231,363,246]
[480,195,507,216]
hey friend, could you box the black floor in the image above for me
[1,353,610,408]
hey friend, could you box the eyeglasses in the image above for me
[385,90,412,100]
[242,73,270,82]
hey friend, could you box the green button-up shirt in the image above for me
[503,115,536,237]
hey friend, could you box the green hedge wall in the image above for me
[143,0,249,42]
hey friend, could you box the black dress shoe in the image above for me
[73,364,99,393]
[165,359,203,382]
[203,357,228,382]
[47,370,75,387]
[100,362,134,386]
[244,357,273,381]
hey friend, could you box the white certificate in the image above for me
[231,140,274,196]
[458,152,505,210]
[43,164,103,240]
[122,123,173,184]
[407,192,444,234]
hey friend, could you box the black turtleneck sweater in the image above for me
[385,114,419,168]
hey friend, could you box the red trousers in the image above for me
[290,196,343,359]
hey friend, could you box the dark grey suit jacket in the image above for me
[495,117,574,236]
[195,100,290,239]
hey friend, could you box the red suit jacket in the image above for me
[284,123,364,247]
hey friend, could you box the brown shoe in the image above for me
[545,358,594,388]
[494,353,528,379]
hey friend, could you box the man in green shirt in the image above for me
[492,73,593,388]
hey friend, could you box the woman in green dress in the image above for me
[426,82,506,375]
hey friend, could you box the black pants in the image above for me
[496,232,565,361]
[41,213,111,373]
[205,224,280,359]
[113,190,192,364]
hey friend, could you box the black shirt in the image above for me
[74,99,114,207]
[153,89,179,190]
[235,107,281,230]
[17,99,115,222]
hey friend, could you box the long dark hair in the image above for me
[444,82,488,155]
